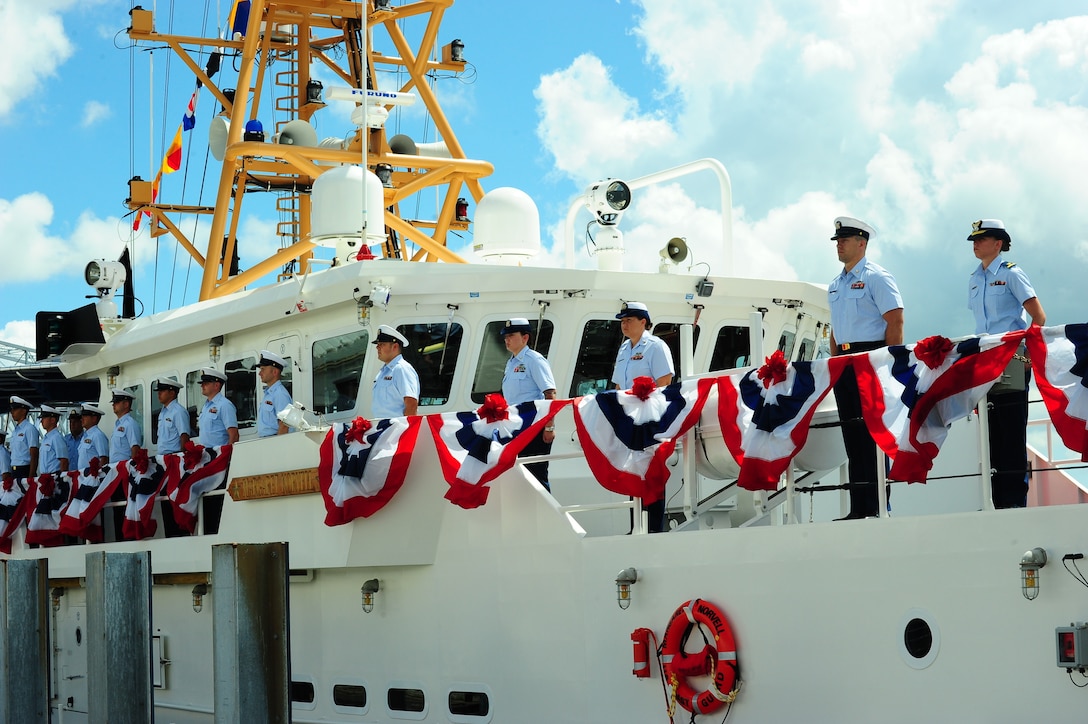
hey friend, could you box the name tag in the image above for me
[632,354,644,361]
[850,282,866,289]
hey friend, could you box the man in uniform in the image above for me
[828,216,904,519]
[8,396,40,478]
[0,432,11,476]
[64,409,83,467]
[256,350,292,436]
[371,325,420,418]
[966,219,1045,508]
[110,389,143,463]
[198,368,239,446]
[37,404,69,473]
[155,377,191,454]
[501,318,557,490]
[77,403,110,470]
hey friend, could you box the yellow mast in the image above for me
[126,0,491,301]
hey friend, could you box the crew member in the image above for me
[501,318,557,490]
[77,403,110,470]
[8,396,40,478]
[612,302,674,390]
[611,302,674,533]
[110,389,143,463]
[371,325,419,418]
[198,369,239,446]
[64,409,83,466]
[967,219,1045,508]
[828,216,904,519]
[155,377,191,454]
[0,432,11,476]
[257,350,292,436]
[38,404,69,473]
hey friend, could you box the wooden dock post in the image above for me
[212,542,291,723]
[86,550,153,722]
[0,558,50,723]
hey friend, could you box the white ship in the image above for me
[2,2,1088,722]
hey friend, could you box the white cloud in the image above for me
[81,100,110,127]
[801,38,854,73]
[534,53,677,181]
[0,3,76,119]
[0,321,36,352]
[0,192,125,282]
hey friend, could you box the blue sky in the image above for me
[2,0,1087,356]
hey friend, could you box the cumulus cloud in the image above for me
[0,3,76,119]
[81,100,110,127]
[0,321,36,353]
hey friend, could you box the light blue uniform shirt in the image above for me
[39,428,67,473]
[9,419,39,467]
[502,347,556,405]
[258,380,293,437]
[64,432,81,466]
[110,412,142,462]
[157,399,191,454]
[199,392,238,447]
[967,255,1037,334]
[0,445,11,475]
[611,331,674,389]
[372,355,420,419]
[77,425,109,470]
[828,257,903,344]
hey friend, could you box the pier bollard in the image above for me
[0,559,50,723]
[212,542,290,723]
[86,550,153,722]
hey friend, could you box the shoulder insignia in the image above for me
[1002,261,1016,268]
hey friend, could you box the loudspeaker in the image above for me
[388,133,451,158]
[275,119,318,147]
[209,116,230,161]
[659,237,688,264]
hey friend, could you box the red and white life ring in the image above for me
[659,598,739,715]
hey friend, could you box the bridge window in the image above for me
[708,326,751,371]
[652,323,701,382]
[449,690,490,716]
[471,319,554,403]
[569,319,623,397]
[312,330,370,416]
[388,687,425,712]
[398,323,464,407]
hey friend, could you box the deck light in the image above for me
[209,335,224,364]
[586,179,631,226]
[361,578,380,613]
[615,568,638,610]
[1020,548,1047,600]
[192,583,208,613]
[107,366,121,388]
[51,587,65,612]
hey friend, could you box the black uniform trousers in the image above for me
[832,340,887,517]
[986,374,1030,509]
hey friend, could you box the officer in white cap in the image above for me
[37,404,69,474]
[967,218,1045,508]
[0,431,11,476]
[611,302,674,390]
[77,402,110,470]
[8,396,40,478]
[155,377,191,454]
[610,302,675,534]
[64,409,83,466]
[109,389,143,463]
[371,325,420,418]
[198,368,239,446]
[256,350,293,437]
[501,318,558,490]
[828,216,904,519]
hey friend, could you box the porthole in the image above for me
[898,608,940,669]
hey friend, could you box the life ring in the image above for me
[660,598,739,715]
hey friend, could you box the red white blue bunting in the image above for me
[59,459,129,543]
[124,450,166,540]
[429,395,570,508]
[1027,323,1088,461]
[25,473,73,547]
[0,474,29,554]
[161,444,232,534]
[717,352,847,491]
[853,332,1023,482]
[573,377,711,502]
[318,416,422,525]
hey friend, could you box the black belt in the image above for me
[838,340,885,353]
